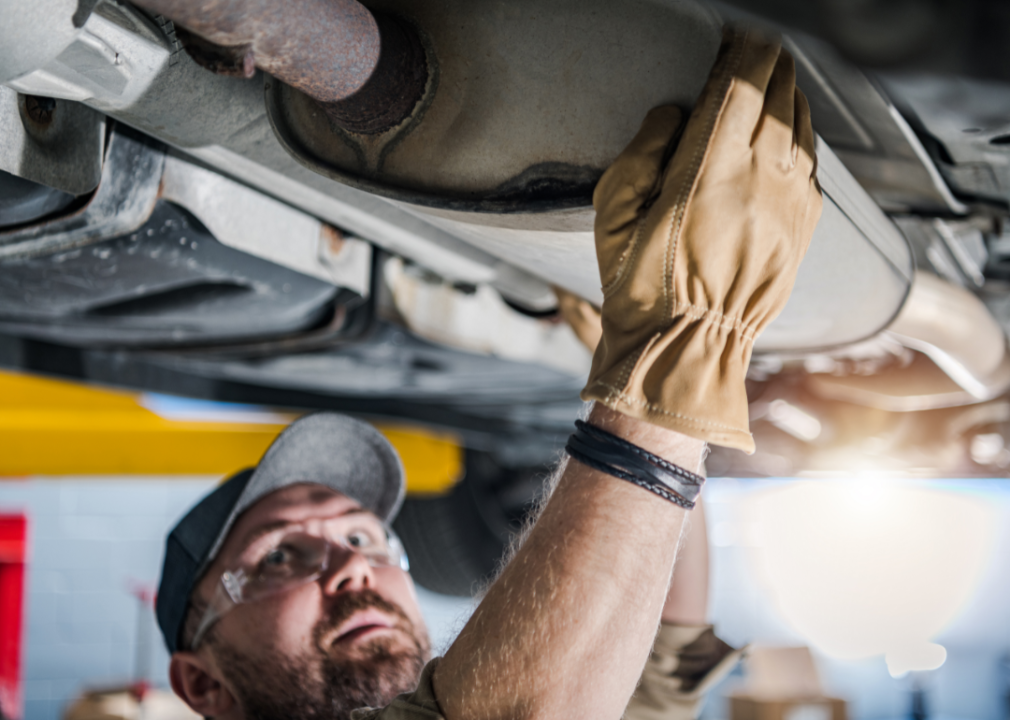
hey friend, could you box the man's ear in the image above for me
[169,651,236,718]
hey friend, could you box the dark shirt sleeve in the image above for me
[350,658,446,720]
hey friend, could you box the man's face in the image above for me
[191,483,430,720]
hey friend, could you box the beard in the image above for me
[211,589,431,720]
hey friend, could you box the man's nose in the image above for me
[320,543,376,594]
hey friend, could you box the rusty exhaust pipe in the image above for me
[133,0,429,134]
[320,12,428,135]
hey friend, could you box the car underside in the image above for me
[3,0,1010,592]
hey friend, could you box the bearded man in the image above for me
[156,26,821,720]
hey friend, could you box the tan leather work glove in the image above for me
[554,286,603,352]
[582,27,822,453]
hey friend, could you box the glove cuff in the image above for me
[581,316,755,453]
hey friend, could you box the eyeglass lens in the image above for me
[237,522,404,603]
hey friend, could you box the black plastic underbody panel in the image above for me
[0,201,338,345]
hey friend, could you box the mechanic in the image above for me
[155,27,821,720]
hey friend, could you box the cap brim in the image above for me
[203,412,405,570]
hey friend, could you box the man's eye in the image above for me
[262,547,292,567]
[347,531,373,549]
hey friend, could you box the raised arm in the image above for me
[431,26,821,720]
[435,407,704,720]
[662,498,709,626]
[623,498,744,720]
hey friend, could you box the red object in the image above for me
[126,581,155,608]
[0,515,26,720]
[129,681,150,702]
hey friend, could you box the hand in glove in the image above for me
[582,27,822,453]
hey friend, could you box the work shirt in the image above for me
[351,623,743,720]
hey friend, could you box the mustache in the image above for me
[313,589,413,649]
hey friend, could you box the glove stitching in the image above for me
[607,344,650,405]
[664,30,747,324]
[597,384,750,434]
[601,214,650,297]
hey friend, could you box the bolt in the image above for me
[24,96,56,125]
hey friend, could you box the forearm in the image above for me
[661,498,709,625]
[433,405,707,720]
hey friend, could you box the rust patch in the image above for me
[320,224,346,256]
[131,0,381,102]
[320,13,429,135]
[175,26,255,78]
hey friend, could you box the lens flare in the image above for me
[742,481,995,672]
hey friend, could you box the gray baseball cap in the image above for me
[156,412,406,654]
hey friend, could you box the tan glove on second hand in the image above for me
[582,27,822,453]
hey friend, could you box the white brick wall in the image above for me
[4,477,1010,720]
[0,478,476,720]
[3,478,217,720]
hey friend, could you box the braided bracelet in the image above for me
[565,420,705,509]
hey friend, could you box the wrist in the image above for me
[588,404,708,476]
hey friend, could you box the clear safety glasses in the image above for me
[190,516,409,650]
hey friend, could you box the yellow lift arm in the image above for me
[0,370,461,495]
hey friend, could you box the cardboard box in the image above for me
[730,695,847,720]
[729,647,847,720]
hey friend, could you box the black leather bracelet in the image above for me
[565,420,705,509]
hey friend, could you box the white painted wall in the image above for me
[3,477,1009,720]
